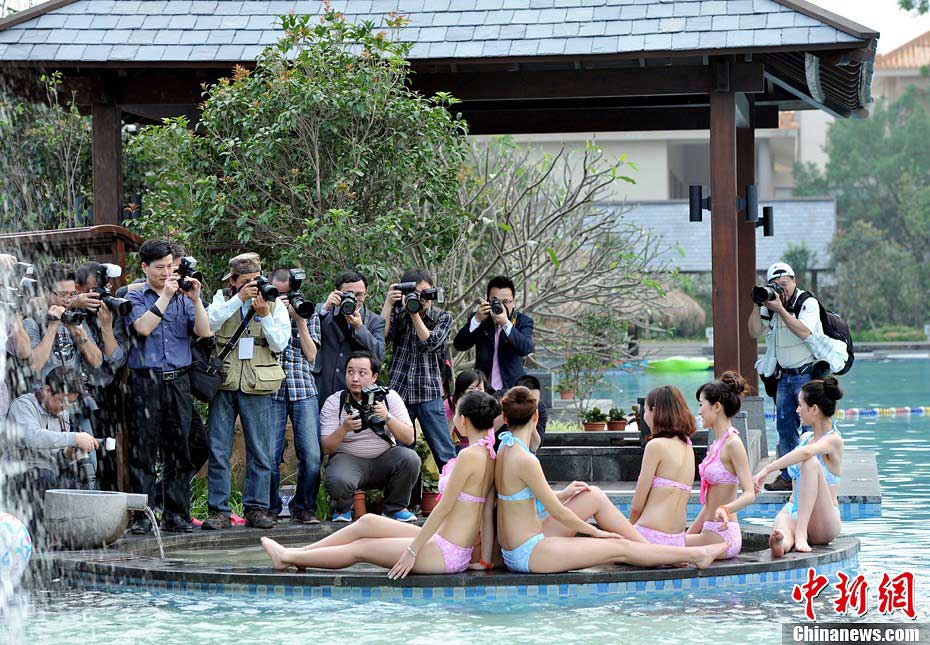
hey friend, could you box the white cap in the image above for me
[767,262,795,282]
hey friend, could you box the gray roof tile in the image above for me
[241,44,264,58]
[0,0,874,63]
[83,44,113,59]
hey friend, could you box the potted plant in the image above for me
[421,470,440,515]
[555,381,575,400]
[607,407,627,431]
[582,407,608,431]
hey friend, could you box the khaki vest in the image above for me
[216,300,286,394]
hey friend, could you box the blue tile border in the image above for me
[608,501,881,521]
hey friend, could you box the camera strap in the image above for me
[211,305,256,370]
[340,389,395,445]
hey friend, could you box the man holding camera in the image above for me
[314,270,385,406]
[453,275,535,393]
[3,366,99,534]
[382,268,455,471]
[267,268,321,524]
[1,252,36,413]
[125,239,210,534]
[202,253,289,531]
[748,261,822,491]
[320,350,419,522]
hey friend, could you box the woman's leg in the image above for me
[301,513,421,550]
[769,510,796,558]
[794,459,841,551]
[685,531,724,548]
[528,536,727,573]
[262,536,446,573]
[542,487,645,542]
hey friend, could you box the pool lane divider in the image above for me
[763,406,930,420]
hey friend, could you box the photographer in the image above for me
[23,262,103,386]
[125,239,210,534]
[202,253,289,531]
[1,252,35,414]
[320,351,419,523]
[748,262,822,491]
[453,275,535,392]
[381,268,455,471]
[3,366,98,533]
[314,270,385,406]
[267,268,321,524]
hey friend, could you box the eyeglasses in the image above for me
[498,299,515,306]
[50,290,78,299]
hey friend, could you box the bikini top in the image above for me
[496,431,540,503]
[786,428,841,485]
[437,428,497,504]
[647,436,693,493]
[698,427,741,504]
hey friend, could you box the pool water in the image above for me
[4,360,929,644]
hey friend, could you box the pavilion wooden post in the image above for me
[709,61,740,377]
[737,126,760,393]
[92,102,123,226]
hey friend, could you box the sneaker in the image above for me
[291,510,321,525]
[201,512,231,531]
[245,509,274,529]
[383,509,417,523]
[161,514,194,533]
[331,511,353,523]
[128,516,153,535]
[764,477,793,492]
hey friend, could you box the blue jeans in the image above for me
[270,393,321,515]
[775,371,813,482]
[207,389,273,514]
[407,398,456,471]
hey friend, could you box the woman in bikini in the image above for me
[686,371,756,559]
[629,385,698,547]
[495,386,726,574]
[446,369,488,452]
[261,390,500,578]
[753,376,845,557]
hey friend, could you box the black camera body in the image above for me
[253,275,280,301]
[60,309,88,325]
[489,297,505,316]
[285,269,314,319]
[393,281,442,315]
[345,384,391,433]
[176,256,203,293]
[339,291,358,317]
[92,263,132,316]
[751,283,785,306]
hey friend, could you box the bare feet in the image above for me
[794,535,812,553]
[694,543,728,569]
[769,529,786,558]
[261,536,290,571]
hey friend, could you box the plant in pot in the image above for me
[421,469,440,514]
[555,380,575,400]
[582,407,608,431]
[607,407,627,431]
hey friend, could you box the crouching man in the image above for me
[320,351,420,523]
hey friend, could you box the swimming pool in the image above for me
[4,359,929,643]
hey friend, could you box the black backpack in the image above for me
[791,291,855,375]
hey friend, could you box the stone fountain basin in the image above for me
[44,489,148,549]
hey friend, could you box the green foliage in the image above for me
[855,325,927,342]
[794,88,930,328]
[582,407,607,423]
[898,0,929,13]
[126,8,468,299]
[608,407,625,421]
[190,475,243,520]
[783,242,812,286]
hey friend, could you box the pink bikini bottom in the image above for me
[635,523,686,546]
[702,520,742,559]
[429,534,473,573]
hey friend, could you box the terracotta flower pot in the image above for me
[421,491,440,515]
[559,390,575,400]
[607,420,628,431]
[582,421,607,431]
[352,491,367,519]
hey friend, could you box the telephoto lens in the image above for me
[254,276,280,301]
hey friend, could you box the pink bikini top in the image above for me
[698,427,740,504]
[647,436,693,493]
[437,428,496,503]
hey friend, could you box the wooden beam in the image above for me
[463,106,712,134]
[709,77,740,377]
[92,103,123,227]
[737,126,759,394]
[412,63,765,102]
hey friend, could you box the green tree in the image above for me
[898,0,928,14]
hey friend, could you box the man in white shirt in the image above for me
[202,253,290,530]
[748,262,821,491]
[320,350,420,523]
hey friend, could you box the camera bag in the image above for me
[190,307,256,402]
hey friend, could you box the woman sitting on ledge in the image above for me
[495,386,725,574]
[686,372,756,560]
[753,376,845,557]
[630,385,699,547]
[262,390,499,578]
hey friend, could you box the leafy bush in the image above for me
[582,407,608,423]
[854,325,926,342]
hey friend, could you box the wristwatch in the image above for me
[75,337,88,346]
[384,411,393,423]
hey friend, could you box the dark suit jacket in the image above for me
[452,311,534,390]
[312,305,385,405]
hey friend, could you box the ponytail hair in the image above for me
[801,375,844,418]
[696,370,751,418]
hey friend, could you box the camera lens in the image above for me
[339,292,358,317]
[404,292,422,314]
[290,294,314,319]
[490,298,504,316]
